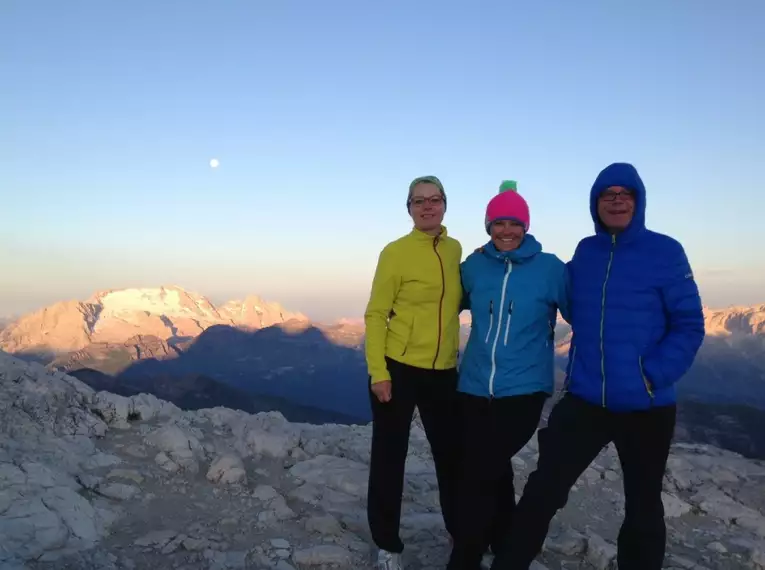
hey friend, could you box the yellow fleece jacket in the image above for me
[364,226,463,383]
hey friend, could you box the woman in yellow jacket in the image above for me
[364,175,463,570]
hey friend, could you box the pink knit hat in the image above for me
[485,180,530,234]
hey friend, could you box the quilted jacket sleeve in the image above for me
[640,240,705,390]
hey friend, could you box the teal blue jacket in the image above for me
[458,235,569,398]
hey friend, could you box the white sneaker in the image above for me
[376,549,403,570]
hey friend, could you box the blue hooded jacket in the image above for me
[564,162,705,411]
[458,235,569,399]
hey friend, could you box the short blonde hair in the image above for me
[407,175,446,210]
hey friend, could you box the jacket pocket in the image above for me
[443,314,461,362]
[484,300,494,343]
[502,300,514,346]
[386,311,413,356]
[639,355,655,399]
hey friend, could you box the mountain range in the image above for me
[2,285,764,458]
[0,286,307,359]
[0,286,368,424]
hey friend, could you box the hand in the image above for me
[371,380,392,403]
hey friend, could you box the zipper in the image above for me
[488,258,512,397]
[503,300,513,346]
[484,300,494,343]
[639,356,655,401]
[600,234,616,407]
[432,236,445,368]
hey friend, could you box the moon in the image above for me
[209,158,220,169]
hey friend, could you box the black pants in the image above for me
[447,391,548,570]
[490,393,677,570]
[367,356,459,553]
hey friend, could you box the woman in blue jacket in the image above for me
[447,181,570,570]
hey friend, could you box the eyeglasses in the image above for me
[409,196,444,207]
[600,190,634,202]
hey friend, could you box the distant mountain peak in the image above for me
[704,304,765,336]
[89,285,219,314]
[0,285,309,360]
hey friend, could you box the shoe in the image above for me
[376,549,403,570]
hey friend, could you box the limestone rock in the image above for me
[134,529,177,548]
[144,424,202,473]
[2,349,764,570]
[586,532,617,570]
[292,544,353,566]
[544,527,587,556]
[288,454,369,498]
[305,513,343,535]
[690,487,765,536]
[662,492,693,518]
[206,454,247,485]
[95,482,139,501]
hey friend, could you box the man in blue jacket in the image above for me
[490,163,705,570]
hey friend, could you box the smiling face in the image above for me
[408,182,445,234]
[597,185,635,232]
[490,219,525,251]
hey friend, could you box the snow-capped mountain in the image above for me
[0,285,308,359]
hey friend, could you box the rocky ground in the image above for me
[1,351,765,570]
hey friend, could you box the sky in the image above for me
[1,0,764,322]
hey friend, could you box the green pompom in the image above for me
[499,179,517,193]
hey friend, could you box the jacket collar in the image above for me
[410,225,447,242]
[479,233,542,263]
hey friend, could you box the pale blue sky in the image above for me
[2,0,763,321]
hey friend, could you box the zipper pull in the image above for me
[508,300,513,314]
[489,300,493,314]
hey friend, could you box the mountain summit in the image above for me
[0,286,307,360]
[1,349,764,569]
[704,304,765,336]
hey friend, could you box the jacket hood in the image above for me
[481,233,542,263]
[589,162,646,240]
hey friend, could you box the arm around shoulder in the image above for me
[558,239,591,324]
[459,260,470,313]
[641,239,705,390]
[550,256,571,324]
[459,250,481,313]
[364,244,401,384]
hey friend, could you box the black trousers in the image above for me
[447,391,548,570]
[490,393,677,570]
[367,356,459,553]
